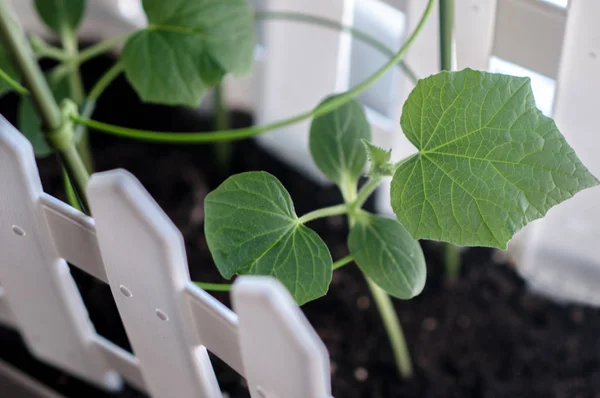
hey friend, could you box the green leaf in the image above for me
[391,68,599,248]
[204,171,332,304]
[348,212,426,299]
[0,44,20,97]
[18,76,70,157]
[309,96,371,186]
[122,0,255,106]
[34,0,85,34]
[362,139,395,177]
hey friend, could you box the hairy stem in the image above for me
[298,204,348,224]
[60,25,84,104]
[366,278,413,378]
[71,0,435,143]
[343,178,412,379]
[351,177,382,212]
[0,0,89,206]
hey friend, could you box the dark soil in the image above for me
[0,56,599,398]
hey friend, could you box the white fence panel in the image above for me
[510,0,600,305]
[256,0,354,181]
[0,115,332,397]
[234,277,332,398]
[88,170,222,398]
[0,116,120,390]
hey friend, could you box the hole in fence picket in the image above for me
[119,285,133,298]
[11,225,25,237]
[155,309,169,321]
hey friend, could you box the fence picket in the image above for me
[87,169,222,398]
[0,116,121,390]
[233,277,332,398]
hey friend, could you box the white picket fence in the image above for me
[0,115,332,398]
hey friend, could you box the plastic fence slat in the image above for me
[233,276,332,398]
[88,169,221,398]
[0,116,120,390]
[41,194,108,283]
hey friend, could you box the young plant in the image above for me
[0,0,596,382]
[203,69,598,376]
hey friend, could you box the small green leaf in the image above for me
[18,76,70,158]
[362,139,395,177]
[34,0,85,34]
[204,171,332,304]
[309,96,371,186]
[122,0,255,106]
[348,212,426,299]
[391,68,599,248]
[0,45,20,97]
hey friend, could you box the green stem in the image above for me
[0,4,61,129]
[88,61,124,102]
[439,0,454,72]
[36,45,68,61]
[0,67,28,94]
[73,61,124,143]
[59,21,96,173]
[194,282,232,292]
[50,34,130,83]
[0,0,89,207]
[59,143,89,211]
[350,177,382,212]
[298,204,347,224]
[62,168,82,211]
[60,25,84,104]
[444,243,461,280]
[71,0,435,143]
[438,0,461,279]
[255,11,419,85]
[339,173,358,204]
[366,278,413,378]
[333,255,353,270]
[343,178,412,380]
[213,83,232,172]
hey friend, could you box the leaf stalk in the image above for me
[298,204,348,224]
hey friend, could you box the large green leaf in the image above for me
[122,0,255,106]
[0,44,19,97]
[309,96,371,187]
[34,0,85,34]
[391,69,598,248]
[204,172,332,304]
[17,76,70,158]
[348,212,425,299]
